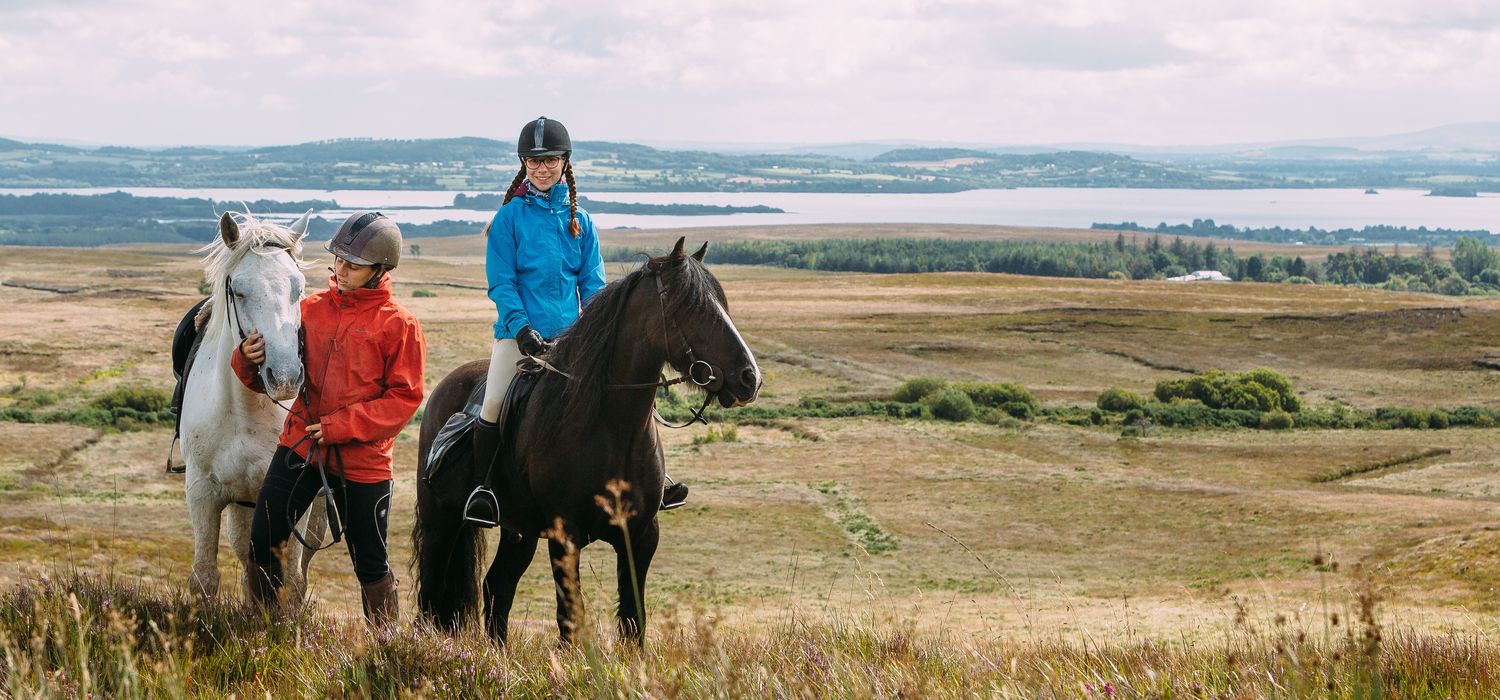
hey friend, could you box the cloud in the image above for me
[0,0,1498,146]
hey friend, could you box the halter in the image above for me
[525,262,722,429]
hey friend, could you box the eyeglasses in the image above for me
[521,156,564,169]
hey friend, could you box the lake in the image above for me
[4,186,1499,232]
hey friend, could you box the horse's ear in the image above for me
[691,241,708,262]
[289,209,312,240]
[669,236,686,260]
[219,212,240,247]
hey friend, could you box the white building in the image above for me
[1167,270,1233,282]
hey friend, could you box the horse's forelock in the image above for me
[194,212,310,339]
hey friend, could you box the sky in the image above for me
[2,0,1499,148]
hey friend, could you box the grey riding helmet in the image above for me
[518,116,571,158]
[328,211,401,268]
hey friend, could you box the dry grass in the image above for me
[3,226,1500,674]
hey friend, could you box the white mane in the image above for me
[194,211,312,340]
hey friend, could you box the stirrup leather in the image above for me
[462,485,501,528]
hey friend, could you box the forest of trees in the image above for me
[1092,219,1495,247]
[0,192,479,245]
[605,234,1500,296]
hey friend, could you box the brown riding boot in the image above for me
[246,563,280,612]
[360,572,399,628]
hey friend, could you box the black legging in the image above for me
[249,446,393,585]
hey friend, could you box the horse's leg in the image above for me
[482,529,538,644]
[548,532,585,646]
[222,503,255,597]
[614,517,660,646]
[293,503,329,602]
[185,476,225,598]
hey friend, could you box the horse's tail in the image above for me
[413,475,484,632]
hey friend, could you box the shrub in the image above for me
[998,401,1034,420]
[1155,368,1299,413]
[799,396,831,410]
[954,381,1036,411]
[977,408,1022,428]
[692,424,740,446]
[94,385,170,413]
[1259,410,1294,430]
[926,388,976,422]
[412,289,438,298]
[1089,408,1105,425]
[1438,276,1471,296]
[1097,386,1146,413]
[1107,270,1130,280]
[1428,409,1450,429]
[1449,406,1500,427]
[1148,401,1260,429]
[892,376,946,403]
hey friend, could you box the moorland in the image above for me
[3,223,1500,696]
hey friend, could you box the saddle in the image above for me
[423,363,539,483]
[166,297,212,474]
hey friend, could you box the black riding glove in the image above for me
[516,325,551,357]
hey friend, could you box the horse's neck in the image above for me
[602,326,670,430]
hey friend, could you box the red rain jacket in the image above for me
[232,274,425,483]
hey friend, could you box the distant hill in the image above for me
[870,148,998,163]
[0,131,1497,192]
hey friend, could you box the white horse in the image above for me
[181,211,323,600]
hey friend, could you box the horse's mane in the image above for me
[193,212,311,340]
[532,252,726,440]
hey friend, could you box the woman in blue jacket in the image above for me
[466,116,687,526]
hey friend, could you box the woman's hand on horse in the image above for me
[517,325,551,357]
[306,423,323,444]
[240,332,266,365]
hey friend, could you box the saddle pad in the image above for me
[171,296,212,381]
[423,369,539,482]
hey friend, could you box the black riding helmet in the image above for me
[518,116,571,158]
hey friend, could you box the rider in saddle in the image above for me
[466,116,689,527]
[235,211,425,627]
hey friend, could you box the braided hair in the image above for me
[563,161,580,238]
[501,164,527,206]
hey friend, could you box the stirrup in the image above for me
[661,481,689,511]
[165,435,186,474]
[462,486,501,528]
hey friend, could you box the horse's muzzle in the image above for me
[718,364,761,408]
[263,365,303,402]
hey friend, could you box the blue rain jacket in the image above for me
[486,182,607,340]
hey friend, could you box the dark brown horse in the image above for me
[412,238,760,645]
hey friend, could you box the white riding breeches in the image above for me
[479,338,523,423]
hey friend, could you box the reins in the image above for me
[524,265,720,429]
[225,244,345,553]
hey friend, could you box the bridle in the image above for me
[225,243,346,552]
[526,262,723,429]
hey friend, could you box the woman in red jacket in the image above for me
[234,211,425,626]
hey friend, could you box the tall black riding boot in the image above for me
[464,420,502,528]
[662,477,689,510]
